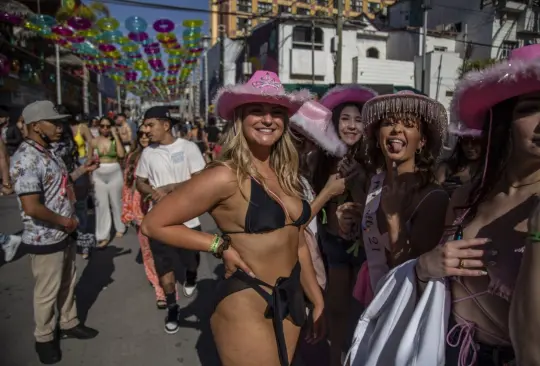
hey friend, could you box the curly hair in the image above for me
[358,113,438,188]
[210,106,303,199]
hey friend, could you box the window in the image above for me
[258,1,273,13]
[445,90,454,97]
[278,5,292,14]
[292,26,324,50]
[368,1,381,13]
[500,41,518,59]
[351,0,363,12]
[352,56,358,83]
[236,17,252,31]
[366,47,379,58]
[433,46,448,52]
[237,0,251,12]
[296,6,310,15]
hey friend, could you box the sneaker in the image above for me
[35,340,61,364]
[2,235,21,262]
[183,271,197,298]
[165,305,180,334]
[60,324,99,340]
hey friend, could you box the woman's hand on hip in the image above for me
[416,237,493,281]
[222,246,255,279]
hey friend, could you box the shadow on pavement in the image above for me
[177,264,224,366]
[75,245,132,324]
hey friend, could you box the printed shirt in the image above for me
[10,140,74,246]
[136,138,205,228]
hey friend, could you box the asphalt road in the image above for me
[0,194,223,366]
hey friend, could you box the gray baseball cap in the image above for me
[22,100,70,124]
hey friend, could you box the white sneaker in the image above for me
[2,235,21,262]
[183,281,197,297]
[164,305,180,334]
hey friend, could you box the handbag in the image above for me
[346,259,450,366]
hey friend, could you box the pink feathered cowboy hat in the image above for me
[319,84,378,111]
[290,100,348,157]
[213,70,312,121]
[361,90,448,160]
[453,44,540,130]
[447,121,482,138]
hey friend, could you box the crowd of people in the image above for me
[3,43,540,366]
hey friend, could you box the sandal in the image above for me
[97,240,109,249]
[156,300,167,310]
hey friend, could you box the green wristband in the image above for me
[529,232,540,242]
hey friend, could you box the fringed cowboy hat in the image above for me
[213,70,312,121]
[319,84,378,111]
[361,90,448,160]
[290,100,348,157]
[452,44,540,130]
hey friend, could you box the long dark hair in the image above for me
[463,97,517,220]
[125,129,146,187]
[5,121,23,156]
[312,102,363,194]
[442,136,481,178]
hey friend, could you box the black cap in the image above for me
[143,106,171,120]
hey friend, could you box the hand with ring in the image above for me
[415,237,497,281]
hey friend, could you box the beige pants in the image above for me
[30,243,79,342]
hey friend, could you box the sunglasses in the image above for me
[100,124,111,129]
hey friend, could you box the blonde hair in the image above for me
[211,106,304,199]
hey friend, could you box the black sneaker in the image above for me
[165,305,180,334]
[183,270,198,297]
[60,324,99,340]
[35,340,61,364]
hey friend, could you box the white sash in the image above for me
[362,172,390,292]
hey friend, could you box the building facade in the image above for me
[385,0,540,61]
[210,0,397,45]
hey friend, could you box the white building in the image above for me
[201,15,463,113]
[385,0,540,60]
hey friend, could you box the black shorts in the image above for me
[149,226,201,277]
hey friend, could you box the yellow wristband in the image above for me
[209,234,221,253]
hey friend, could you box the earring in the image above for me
[416,147,423,154]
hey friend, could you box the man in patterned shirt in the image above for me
[10,101,99,365]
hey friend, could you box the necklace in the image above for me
[507,171,540,188]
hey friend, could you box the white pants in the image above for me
[92,163,125,241]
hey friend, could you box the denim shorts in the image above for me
[318,227,365,269]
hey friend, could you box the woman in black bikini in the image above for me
[142,71,325,365]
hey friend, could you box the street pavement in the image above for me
[0,194,223,366]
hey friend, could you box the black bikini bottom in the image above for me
[214,262,307,366]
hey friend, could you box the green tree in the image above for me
[458,58,498,78]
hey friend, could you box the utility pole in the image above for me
[194,59,201,118]
[219,1,227,86]
[335,0,344,84]
[311,18,316,85]
[420,0,431,94]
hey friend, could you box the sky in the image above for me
[105,0,210,39]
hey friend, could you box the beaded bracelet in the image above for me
[529,232,540,242]
[209,234,221,254]
[213,235,231,259]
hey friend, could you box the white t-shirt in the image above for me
[136,138,206,228]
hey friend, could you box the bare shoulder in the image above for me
[186,164,238,199]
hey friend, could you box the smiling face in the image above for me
[337,104,363,146]
[241,103,287,148]
[511,92,540,161]
[378,115,425,163]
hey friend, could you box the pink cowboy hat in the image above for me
[361,90,448,161]
[453,44,540,130]
[319,84,378,111]
[447,121,482,138]
[290,100,348,157]
[213,70,312,121]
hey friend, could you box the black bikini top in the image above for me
[223,177,311,235]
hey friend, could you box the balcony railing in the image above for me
[517,8,540,36]
[496,0,528,13]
